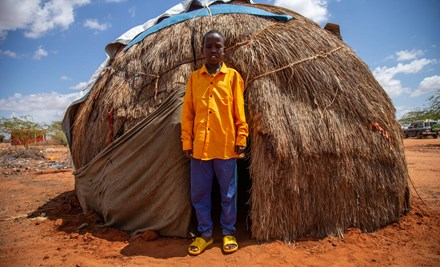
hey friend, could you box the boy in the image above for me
[181,30,248,255]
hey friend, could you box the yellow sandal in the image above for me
[223,235,238,253]
[188,237,213,255]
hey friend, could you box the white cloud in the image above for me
[60,75,71,81]
[129,6,136,18]
[0,0,91,39]
[274,0,328,24]
[105,0,126,2]
[396,49,424,62]
[0,91,84,123]
[0,49,17,58]
[395,106,413,120]
[0,0,39,39]
[84,19,110,31]
[373,58,433,97]
[411,75,440,97]
[0,31,7,40]
[33,46,48,60]
[69,82,88,90]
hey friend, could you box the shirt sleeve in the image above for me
[232,71,249,147]
[181,75,195,150]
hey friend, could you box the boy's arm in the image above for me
[181,76,195,152]
[233,71,248,147]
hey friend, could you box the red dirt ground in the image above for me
[0,139,439,266]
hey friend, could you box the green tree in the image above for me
[0,116,46,148]
[398,109,430,124]
[399,90,440,124]
[427,89,440,118]
[47,121,68,146]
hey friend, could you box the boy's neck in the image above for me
[205,62,222,75]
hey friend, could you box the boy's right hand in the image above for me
[184,150,193,158]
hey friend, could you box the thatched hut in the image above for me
[63,0,410,241]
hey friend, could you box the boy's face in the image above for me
[203,33,225,66]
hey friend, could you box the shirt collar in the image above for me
[200,62,227,75]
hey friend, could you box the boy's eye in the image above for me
[204,43,223,50]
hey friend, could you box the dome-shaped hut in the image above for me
[63,0,410,241]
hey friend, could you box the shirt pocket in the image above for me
[214,80,232,99]
[194,97,209,113]
[215,96,234,127]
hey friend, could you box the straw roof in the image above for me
[69,1,409,241]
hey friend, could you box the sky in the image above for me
[0,0,439,124]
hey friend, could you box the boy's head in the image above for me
[202,30,225,66]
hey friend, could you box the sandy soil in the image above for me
[0,139,439,267]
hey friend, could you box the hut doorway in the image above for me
[236,157,252,235]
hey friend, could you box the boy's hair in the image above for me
[201,30,225,49]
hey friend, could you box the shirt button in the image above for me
[209,111,212,114]
[208,128,210,131]
[210,95,213,97]
[210,82,213,84]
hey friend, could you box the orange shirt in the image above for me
[181,63,248,160]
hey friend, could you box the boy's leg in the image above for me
[190,158,214,237]
[213,158,237,236]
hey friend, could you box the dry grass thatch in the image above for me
[69,1,409,241]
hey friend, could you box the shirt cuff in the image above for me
[182,140,193,151]
[236,136,247,147]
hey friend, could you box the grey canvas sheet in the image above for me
[73,87,191,237]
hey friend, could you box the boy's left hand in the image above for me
[235,146,246,155]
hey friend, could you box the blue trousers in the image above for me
[190,158,237,237]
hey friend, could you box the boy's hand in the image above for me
[235,146,246,156]
[184,150,193,158]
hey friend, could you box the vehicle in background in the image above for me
[403,120,438,139]
[400,123,411,131]
[432,121,440,133]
